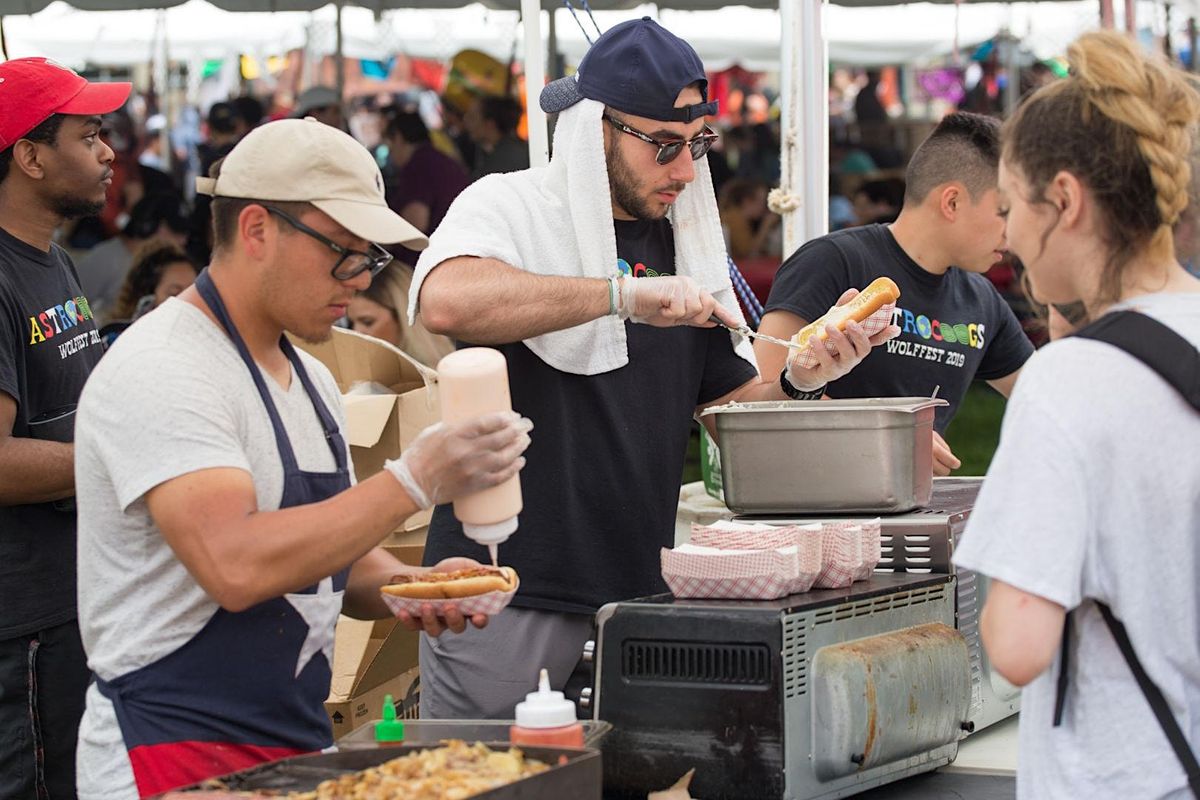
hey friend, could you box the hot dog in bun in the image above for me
[791,277,901,351]
[382,566,519,599]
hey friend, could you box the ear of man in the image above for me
[11,140,48,182]
[936,183,964,222]
[236,204,275,261]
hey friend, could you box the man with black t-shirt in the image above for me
[0,58,130,799]
[408,18,898,719]
[759,113,1033,474]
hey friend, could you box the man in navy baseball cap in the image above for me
[407,16,891,722]
[540,16,718,123]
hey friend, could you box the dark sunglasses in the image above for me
[263,205,393,282]
[603,114,719,166]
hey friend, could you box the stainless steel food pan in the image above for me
[702,397,948,514]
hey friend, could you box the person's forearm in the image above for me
[695,376,790,440]
[720,375,789,406]
[419,257,611,344]
[0,438,75,504]
[342,547,414,619]
[183,472,421,612]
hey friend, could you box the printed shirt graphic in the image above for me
[765,224,1033,432]
[423,216,758,614]
[0,225,103,638]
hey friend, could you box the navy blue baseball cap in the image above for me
[540,17,717,123]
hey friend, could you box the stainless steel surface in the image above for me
[582,639,595,664]
[594,575,963,800]
[579,687,593,710]
[783,576,961,799]
[735,479,1021,734]
[165,744,603,798]
[704,397,948,514]
[810,623,971,780]
[336,719,612,750]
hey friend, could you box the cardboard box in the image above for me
[383,524,428,568]
[326,615,422,740]
[291,328,439,532]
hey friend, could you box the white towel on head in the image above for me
[408,97,756,376]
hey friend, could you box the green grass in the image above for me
[681,380,1008,488]
[943,381,1008,476]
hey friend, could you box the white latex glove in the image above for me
[932,430,961,477]
[385,411,533,509]
[785,288,901,392]
[618,276,740,328]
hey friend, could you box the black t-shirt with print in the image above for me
[765,224,1033,433]
[0,226,103,639]
[423,217,758,614]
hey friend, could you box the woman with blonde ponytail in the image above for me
[953,31,1200,799]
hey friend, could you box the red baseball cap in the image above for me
[0,57,131,150]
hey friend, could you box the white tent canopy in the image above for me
[2,0,1168,249]
[2,1,1116,69]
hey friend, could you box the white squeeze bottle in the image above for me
[436,348,523,564]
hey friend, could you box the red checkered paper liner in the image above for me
[380,584,518,618]
[661,545,796,600]
[690,522,822,594]
[788,303,896,370]
[812,524,865,589]
[823,518,883,581]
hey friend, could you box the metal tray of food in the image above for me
[337,718,613,749]
[157,742,601,799]
[702,397,948,514]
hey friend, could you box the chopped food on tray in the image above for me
[286,740,549,800]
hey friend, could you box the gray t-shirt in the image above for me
[74,297,350,799]
[954,292,1200,799]
[76,236,133,319]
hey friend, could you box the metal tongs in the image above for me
[709,315,806,350]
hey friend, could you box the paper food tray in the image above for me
[380,585,518,617]
[788,303,896,370]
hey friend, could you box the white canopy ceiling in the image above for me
[0,0,1113,9]
[0,1,1125,70]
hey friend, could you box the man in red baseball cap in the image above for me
[0,57,130,799]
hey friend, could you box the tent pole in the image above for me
[777,0,827,257]
[158,9,172,173]
[1189,16,1197,71]
[547,6,559,80]
[1099,0,1115,29]
[521,0,549,167]
[335,2,345,102]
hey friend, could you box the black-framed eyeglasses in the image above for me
[603,114,719,166]
[263,205,393,281]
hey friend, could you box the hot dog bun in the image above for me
[381,566,519,600]
[791,277,901,351]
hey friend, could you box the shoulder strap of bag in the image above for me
[1096,603,1200,795]
[1052,310,1200,797]
[1072,310,1200,410]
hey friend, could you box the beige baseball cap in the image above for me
[195,116,427,249]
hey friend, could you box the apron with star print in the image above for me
[94,269,352,798]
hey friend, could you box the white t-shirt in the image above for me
[74,297,350,799]
[954,292,1200,799]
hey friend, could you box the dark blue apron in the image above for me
[95,269,352,797]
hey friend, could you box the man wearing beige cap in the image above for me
[72,117,533,798]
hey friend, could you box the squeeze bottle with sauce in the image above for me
[436,348,523,565]
[510,668,585,747]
